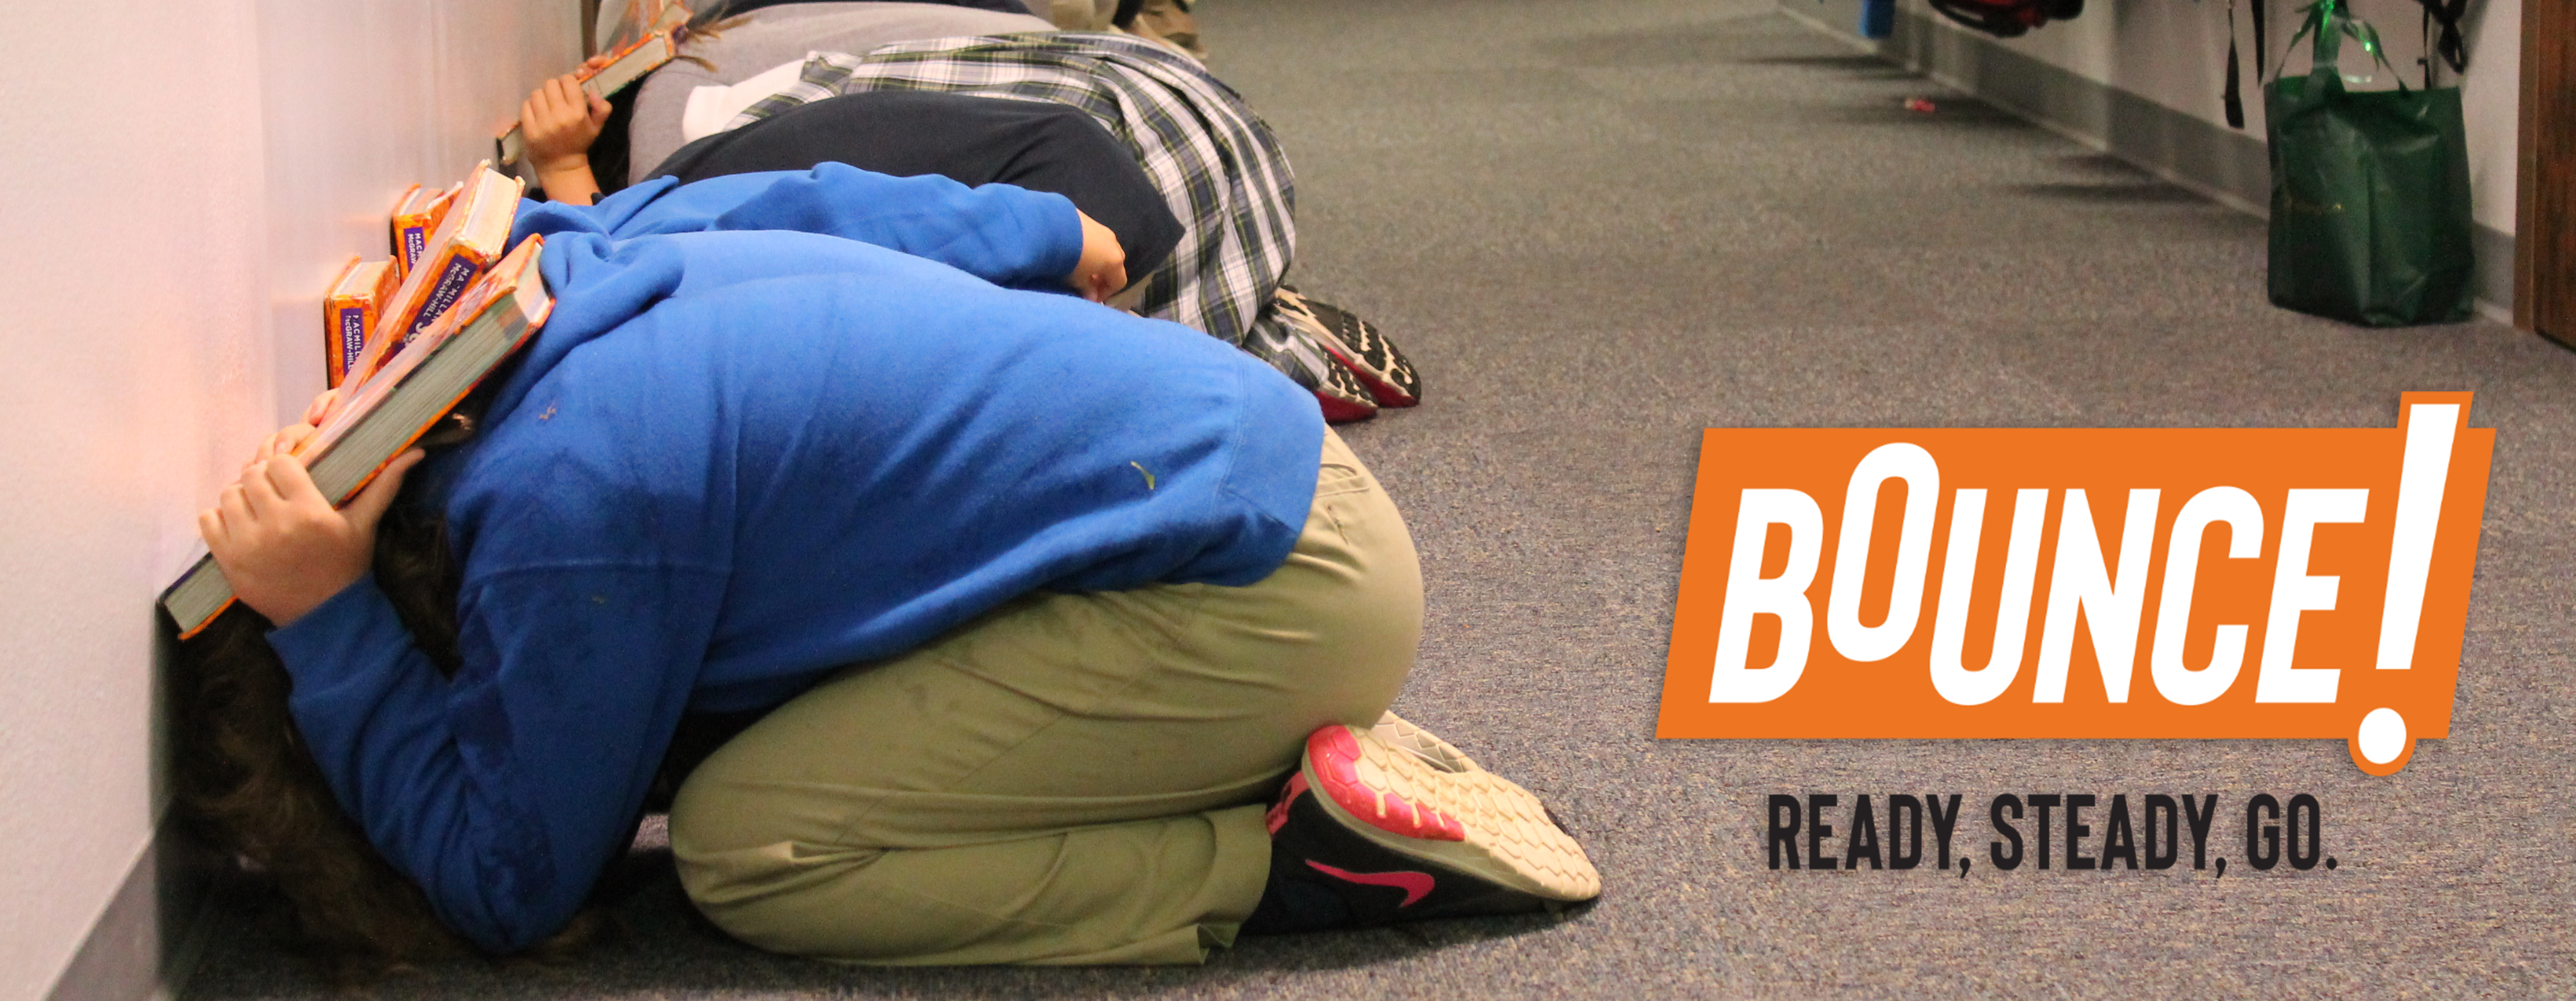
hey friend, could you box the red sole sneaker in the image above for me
[1296,724,1600,902]
[1275,286,1421,409]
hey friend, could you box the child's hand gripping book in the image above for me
[496,17,687,183]
[162,236,554,639]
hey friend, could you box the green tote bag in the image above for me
[2265,0,2475,326]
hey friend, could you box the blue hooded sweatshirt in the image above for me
[263,165,1325,953]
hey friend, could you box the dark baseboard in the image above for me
[44,818,218,1001]
[1779,1,2516,317]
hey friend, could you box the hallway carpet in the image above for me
[184,0,2576,996]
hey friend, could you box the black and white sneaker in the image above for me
[1248,717,1600,931]
[1273,285,1422,409]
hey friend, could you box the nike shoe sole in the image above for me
[1296,724,1601,903]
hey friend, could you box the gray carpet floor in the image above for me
[183,0,2576,996]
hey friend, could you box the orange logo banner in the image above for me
[1656,393,2491,775]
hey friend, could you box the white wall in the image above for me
[1903,0,2522,233]
[0,2,574,999]
[257,0,582,418]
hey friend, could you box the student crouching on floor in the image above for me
[524,22,1423,423]
[175,165,1599,968]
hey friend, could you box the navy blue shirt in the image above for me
[266,166,1324,953]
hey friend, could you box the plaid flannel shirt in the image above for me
[727,32,1342,393]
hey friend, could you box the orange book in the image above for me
[164,238,554,639]
[388,182,460,281]
[584,27,681,98]
[496,25,684,182]
[343,163,523,390]
[322,257,397,388]
[594,0,690,63]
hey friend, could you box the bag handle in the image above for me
[2415,0,2470,77]
[2274,0,2409,93]
[2220,0,2269,130]
[2223,0,2246,128]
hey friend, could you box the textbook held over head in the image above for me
[163,232,552,639]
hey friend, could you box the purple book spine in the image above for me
[336,306,368,376]
[406,256,481,341]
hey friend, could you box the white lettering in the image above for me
[2149,487,2265,706]
[2034,488,2162,703]
[1826,443,1941,662]
[2255,488,2368,703]
[1929,488,2049,706]
[2375,403,2457,671]
[1711,489,1825,703]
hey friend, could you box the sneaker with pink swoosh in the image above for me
[1258,716,1600,927]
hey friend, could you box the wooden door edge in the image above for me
[2515,0,2540,332]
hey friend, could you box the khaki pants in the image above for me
[669,429,1421,965]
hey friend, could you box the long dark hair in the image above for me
[169,489,614,977]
